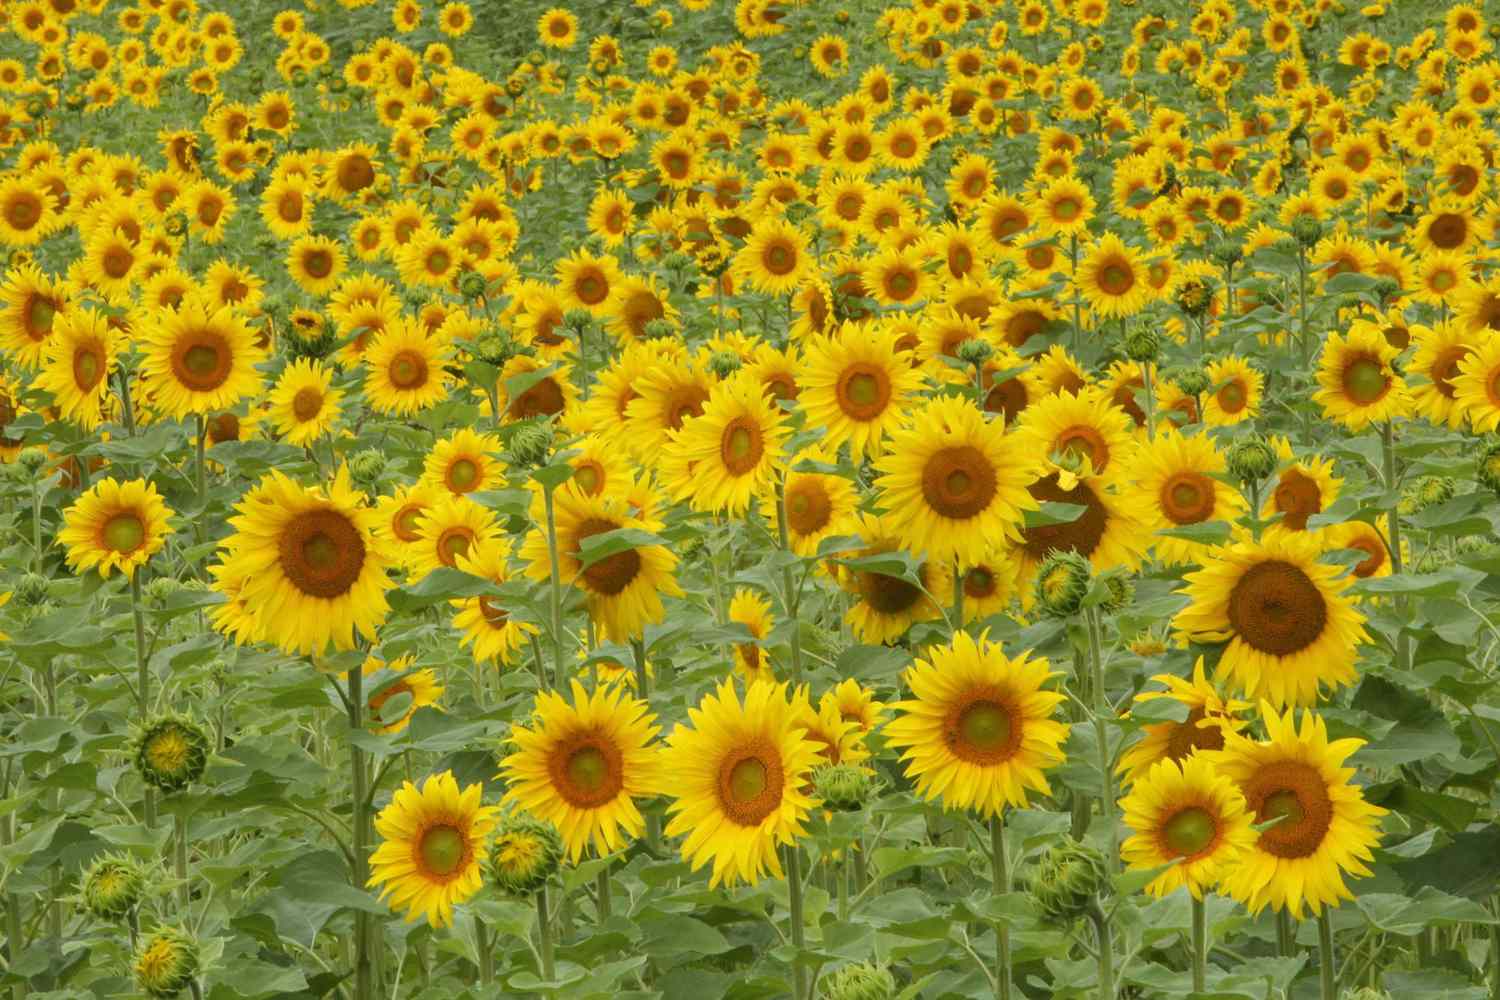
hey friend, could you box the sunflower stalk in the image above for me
[1317,910,1337,1000]
[596,865,612,922]
[1084,608,1116,872]
[1085,899,1115,1000]
[1380,420,1408,671]
[194,413,208,511]
[174,812,190,911]
[536,885,556,984]
[346,666,373,1000]
[1141,364,1156,443]
[991,813,1012,1000]
[631,636,649,699]
[542,482,564,691]
[475,916,494,985]
[1191,895,1207,992]
[774,475,805,683]
[116,367,136,437]
[129,571,157,829]
[784,844,808,1000]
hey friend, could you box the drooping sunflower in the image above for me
[1126,430,1246,566]
[421,428,507,497]
[1216,705,1386,919]
[761,447,859,556]
[1076,233,1152,319]
[266,358,342,446]
[837,512,952,645]
[451,539,538,667]
[1203,356,1263,427]
[1117,658,1252,784]
[728,587,776,684]
[57,477,174,579]
[659,371,787,515]
[410,495,503,579]
[500,679,661,861]
[520,484,683,642]
[1014,387,1137,481]
[364,318,453,417]
[661,679,820,887]
[0,261,67,368]
[211,467,396,655]
[884,630,1068,817]
[1173,533,1368,708]
[35,307,119,431]
[799,322,926,459]
[138,298,266,420]
[367,771,499,927]
[1118,754,1257,899]
[873,396,1039,564]
[1312,319,1411,430]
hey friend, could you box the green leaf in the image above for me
[1355,887,1497,935]
[577,527,666,570]
[1025,502,1086,527]
[1366,782,1477,833]
[638,915,731,956]
[835,550,924,587]
[1391,826,1500,900]
[1154,521,1232,546]
[871,845,967,878]
[1355,566,1486,598]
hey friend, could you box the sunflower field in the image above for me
[12,0,1500,998]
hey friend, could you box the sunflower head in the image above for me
[1479,439,1500,494]
[1226,436,1277,484]
[488,814,563,895]
[812,762,879,811]
[1030,839,1108,924]
[134,926,200,999]
[82,853,146,920]
[821,962,897,1000]
[132,715,210,794]
[1034,550,1091,618]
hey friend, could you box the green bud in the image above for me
[820,962,896,1000]
[328,77,348,94]
[15,572,49,606]
[1174,277,1215,317]
[1399,475,1455,514]
[18,446,46,474]
[509,420,554,467]
[813,763,879,811]
[1339,989,1392,1000]
[1035,551,1091,618]
[956,338,995,368]
[1292,215,1324,249]
[134,926,200,998]
[1099,572,1133,614]
[642,318,677,340]
[145,577,187,609]
[349,448,386,486]
[82,854,146,920]
[708,350,742,378]
[1479,440,1500,495]
[473,329,517,365]
[488,815,563,895]
[132,715,210,794]
[1123,324,1159,363]
[290,70,309,88]
[1031,839,1108,924]
[1167,367,1211,397]
[1210,240,1242,268]
[563,308,594,332]
[1227,436,1276,485]
[459,272,488,301]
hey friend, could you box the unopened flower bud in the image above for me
[134,926,200,998]
[1035,551,1091,618]
[133,716,210,794]
[1292,215,1324,248]
[1123,325,1159,363]
[709,350,742,378]
[83,854,145,920]
[821,962,896,1000]
[510,420,554,466]
[349,449,386,486]
[1227,437,1276,485]
[956,338,995,368]
[15,572,49,606]
[1031,839,1108,924]
[813,763,877,811]
[488,815,563,895]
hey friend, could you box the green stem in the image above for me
[774,475,804,684]
[1317,911,1337,1000]
[1381,421,1408,671]
[174,812,190,911]
[536,886,555,983]
[838,854,850,923]
[1087,900,1114,1000]
[1191,895,1207,993]
[130,572,157,829]
[785,844,807,1000]
[1277,910,1295,957]
[116,368,136,437]
[475,916,494,985]
[952,562,965,634]
[1086,609,1116,872]
[596,864,612,922]
[30,479,42,574]
[195,413,207,507]
[348,667,372,1000]
[1142,363,1155,442]
[991,814,1012,1000]
[543,485,564,691]
[631,637,649,699]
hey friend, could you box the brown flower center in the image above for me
[1160,471,1216,525]
[549,734,624,808]
[171,329,232,392]
[1226,560,1328,656]
[278,508,366,598]
[717,740,783,826]
[1022,473,1108,559]
[921,445,998,519]
[1243,760,1334,859]
[576,517,640,596]
[944,688,1021,764]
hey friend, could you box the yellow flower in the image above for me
[266,358,342,446]
[138,297,267,420]
[367,771,499,927]
[660,371,787,515]
[57,477,174,579]
[1312,319,1410,430]
[1119,754,1257,899]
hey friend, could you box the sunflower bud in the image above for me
[1123,325,1158,363]
[661,250,695,273]
[347,449,384,487]
[813,763,878,811]
[1035,551,1091,618]
[1174,277,1215,317]
[134,926,200,998]
[290,69,309,88]
[956,338,995,368]
[133,716,210,794]
[563,308,593,332]
[1210,240,1242,268]
[19,446,46,474]
[821,962,896,1000]
[709,350,742,378]
[509,421,554,467]
[458,272,487,301]
[1292,215,1323,249]
[145,577,187,609]
[473,329,516,365]
[1099,573,1134,613]
[488,815,563,895]
[1339,990,1392,1000]
[328,77,348,94]
[1479,440,1500,494]
[82,854,146,920]
[15,572,50,606]
[1399,475,1454,514]
[1167,367,1211,397]
[643,318,677,340]
[1031,839,1108,924]
[1227,437,1276,485]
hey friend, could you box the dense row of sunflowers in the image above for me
[4,0,1500,997]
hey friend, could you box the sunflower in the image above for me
[792,687,868,767]
[884,630,1067,816]
[659,371,786,515]
[364,656,444,735]
[873,396,1038,564]
[661,679,820,887]
[622,355,713,459]
[537,7,578,47]
[1117,658,1252,784]
[1032,175,1094,238]
[1408,320,1475,428]
[735,217,811,296]
[1014,387,1136,481]
[364,319,452,417]
[761,447,859,556]
[500,679,661,861]
[367,771,499,927]
[325,143,379,200]
[0,261,67,368]
[1077,233,1151,319]
[374,481,442,570]
[1119,754,1257,899]
[138,298,266,420]
[1451,335,1500,432]
[421,428,507,497]
[286,234,346,297]
[57,477,174,579]
[556,249,622,316]
[0,175,57,246]
[451,539,538,667]
[1173,533,1368,708]
[211,467,396,655]
[1312,319,1411,430]
[410,495,503,579]
[520,484,683,642]
[1262,437,1342,537]
[1126,430,1246,565]
[729,587,776,684]
[838,512,951,645]
[1203,356,1263,427]
[1325,516,1396,581]
[799,322,925,459]
[1215,706,1386,919]
[1012,464,1148,604]
[264,359,339,446]
[35,307,118,431]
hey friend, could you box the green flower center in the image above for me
[1163,806,1216,856]
[420,825,465,876]
[104,513,145,553]
[958,701,1011,752]
[729,758,768,803]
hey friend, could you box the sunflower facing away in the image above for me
[57,477,174,579]
[367,770,499,927]
[1215,705,1386,919]
[661,679,821,887]
[1173,533,1368,708]
[884,630,1068,817]
[211,466,395,655]
[500,679,661,861]
[451,539,538,667]
[1119,754,1258,899]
